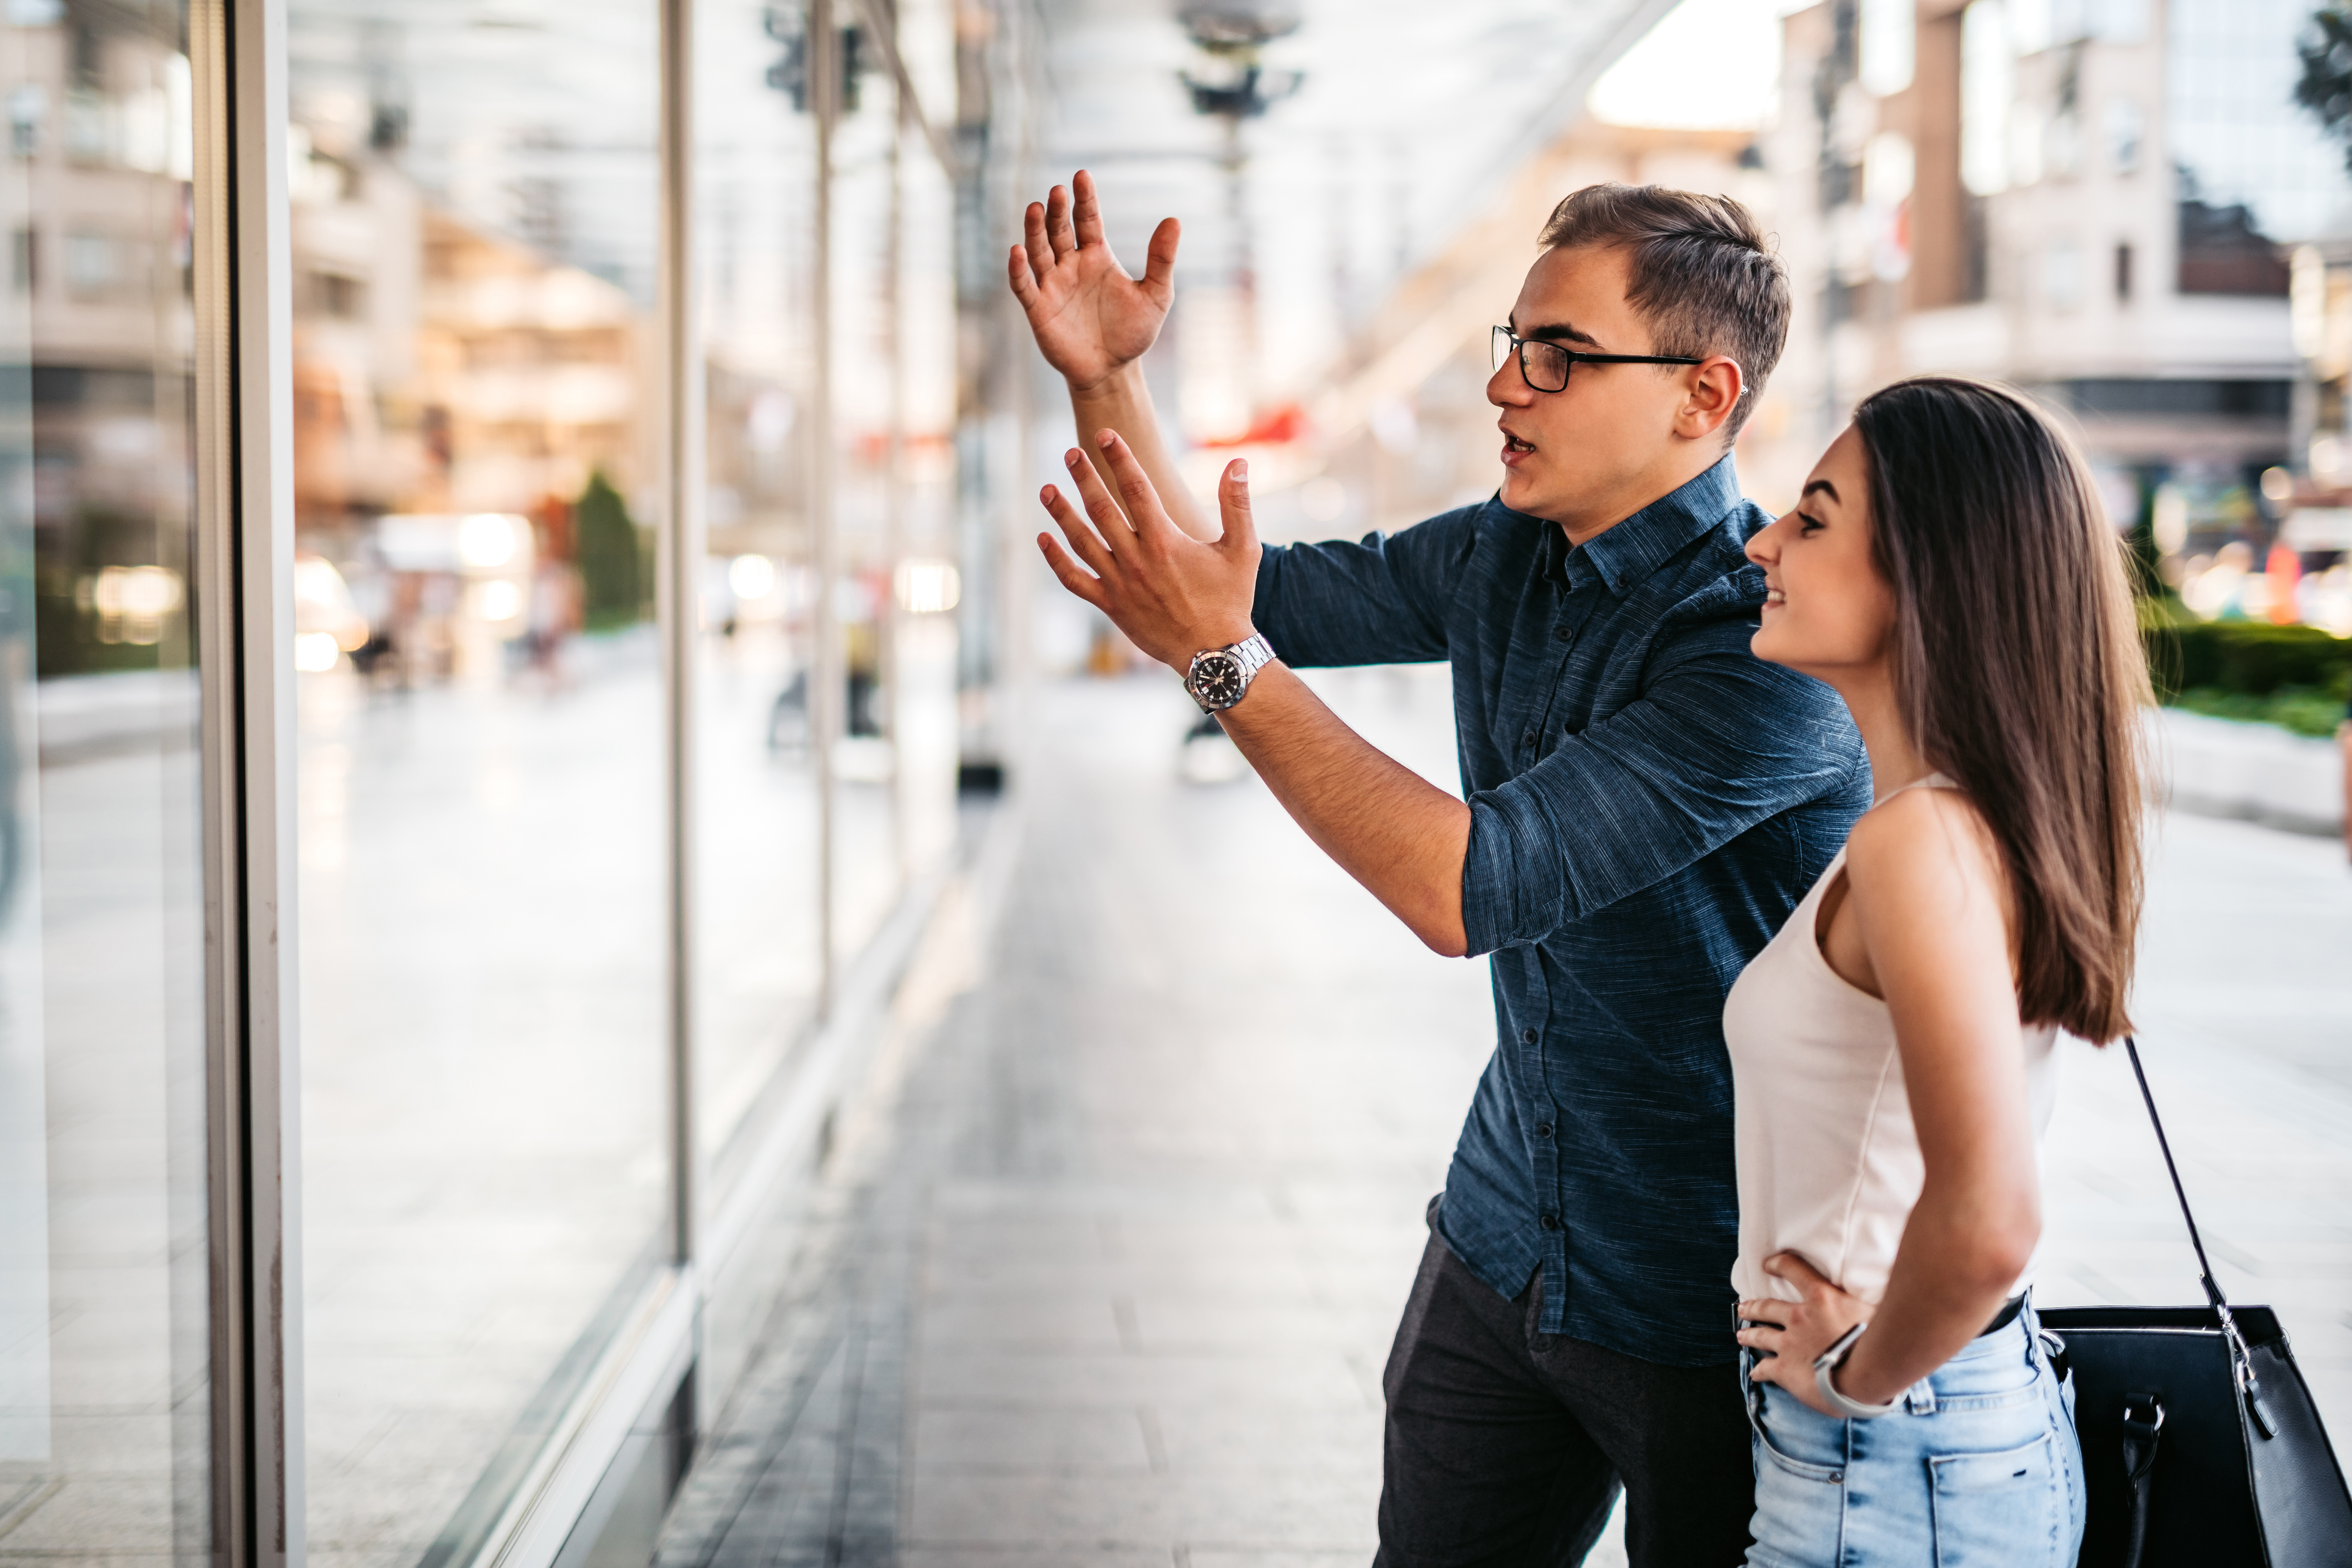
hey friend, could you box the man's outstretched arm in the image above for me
[1007,171,1218,541]
[1039,431,1472,955]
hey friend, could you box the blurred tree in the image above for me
[2296,4,2352,164]
[575,469,643,629]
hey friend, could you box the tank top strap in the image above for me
[1870,770,1960,809]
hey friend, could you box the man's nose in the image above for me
[1486,363,1530,408]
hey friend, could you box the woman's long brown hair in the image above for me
[1851,376,2148,1042]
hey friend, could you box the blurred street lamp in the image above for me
[1175,4,1303,447]
[1177,4,1303,122]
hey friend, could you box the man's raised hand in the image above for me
[1036,431,1260,672]
[1007,170,1180,393]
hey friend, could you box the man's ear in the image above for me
[1679,356,1745,444]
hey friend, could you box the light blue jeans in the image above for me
[1740,1298,2087,1567]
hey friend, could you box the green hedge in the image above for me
[2139,612,2352,700]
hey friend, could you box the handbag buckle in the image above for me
[2120,1394,2165,1485]
[2234,1347,2279,1440]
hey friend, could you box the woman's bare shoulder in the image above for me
[1843,782,2009,915]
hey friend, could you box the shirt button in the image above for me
[1553,625,1572,642]
[1520,728,1536,748]
[1540,1213,1561,1231]
[1521,1027,1538,1044]
[1536,1122,1553,1138]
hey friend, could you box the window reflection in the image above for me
[1,0,211,1559]
[2168,0,2344,295]
[693,0,960,1213]
[693,0,826,1180]
[285,3,666,1561]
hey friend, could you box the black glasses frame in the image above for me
[1491,325,1703,393]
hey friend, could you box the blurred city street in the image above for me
[14,0,2352,1557]
[657,670,2352,1568]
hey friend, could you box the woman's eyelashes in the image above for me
[1795,510,1824,537]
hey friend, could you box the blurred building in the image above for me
[1772,0,2352,581]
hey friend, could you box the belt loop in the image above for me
[1902,1377,1937,1416]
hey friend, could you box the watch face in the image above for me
[1191,649,1246,708]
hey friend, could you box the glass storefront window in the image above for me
[692,0,826,1186]
[1,0,213,1558]
[284,4,668,1562]
[692,0,960,1220]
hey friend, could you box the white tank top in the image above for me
[1723,775,2059,1307]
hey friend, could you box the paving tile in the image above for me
[913,1348,1371,1411]
[906,1470,1177,1544]
[898,1549,1169,1568]
[910,1406,1157,1472]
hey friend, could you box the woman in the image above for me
[1729,376,2148,1567]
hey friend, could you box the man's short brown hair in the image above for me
[1537,183,1789,441]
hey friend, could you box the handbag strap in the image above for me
[2122,1037,2229,1314]
[2123,1035,2277,1438]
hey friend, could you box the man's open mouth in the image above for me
[1503,433,1535,454]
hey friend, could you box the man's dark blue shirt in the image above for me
[1251,455,1869,1367]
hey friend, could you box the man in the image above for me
[1009,174,1870,1567]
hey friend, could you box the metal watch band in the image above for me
[1227,632,1273,680]
[1812,1323,1902,1419]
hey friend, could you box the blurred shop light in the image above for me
[2293,246,2327,358]
[2262,466,2295,504]
[85,564,184,645]
[728,553,777,601]
[1299,475,1347,523]
[294,553,371,651]
[470,579,524,622]
[896,558,960,615]
[459,512,521,570]
[2313,435,2346,482]
[2152,484,2190,556]
[294,632,343,673]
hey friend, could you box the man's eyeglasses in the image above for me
[1491,326,1702,394]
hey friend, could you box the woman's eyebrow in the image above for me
[1800,478,1840,503]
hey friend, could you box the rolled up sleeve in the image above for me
[1459,632,1863,955]
[1251,508,1475,668]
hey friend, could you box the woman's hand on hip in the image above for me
[1737,1252,1874,1418]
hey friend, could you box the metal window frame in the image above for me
[194,1,304,1563]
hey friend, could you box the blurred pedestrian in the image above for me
[1014,175,1865,1567]
[1729,377,2147,1566]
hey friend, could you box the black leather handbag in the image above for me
[2040,1039,2352,1568]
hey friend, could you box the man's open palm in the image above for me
[1008,169,1179,391]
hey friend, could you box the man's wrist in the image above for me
[1067,358,1146,401]
[1184,624,1259,658]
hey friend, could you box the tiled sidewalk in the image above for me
[657,671,2352,1568]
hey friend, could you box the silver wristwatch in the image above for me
[1184,633,1274,713]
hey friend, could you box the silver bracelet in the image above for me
[1812,1323,1903,1419]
